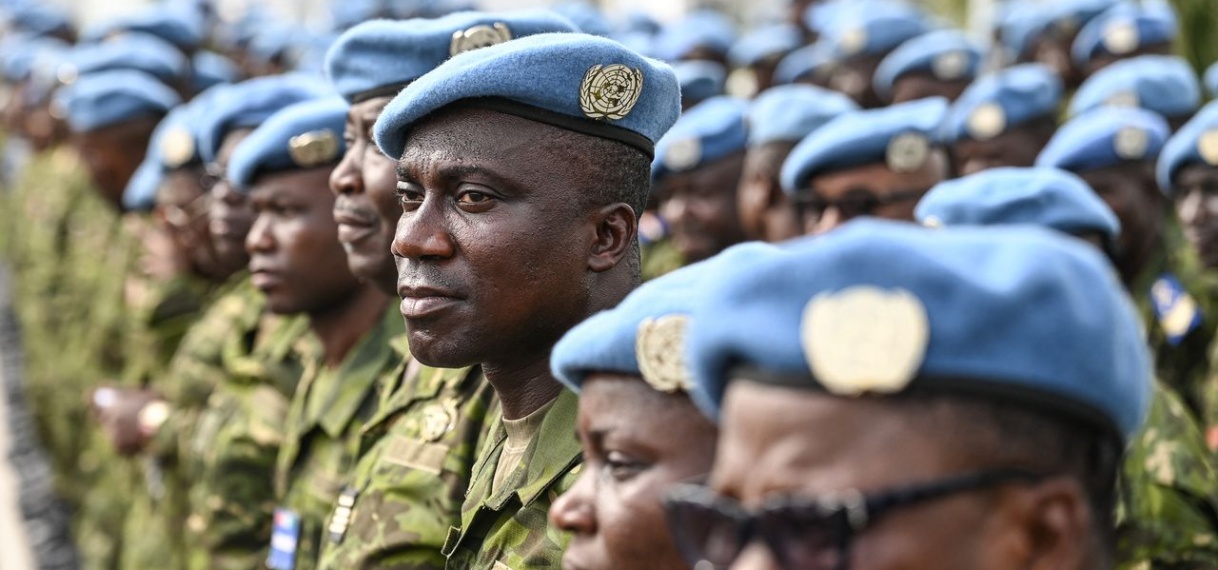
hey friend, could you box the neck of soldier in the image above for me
[485,271,637,420]
[308,282,392,369]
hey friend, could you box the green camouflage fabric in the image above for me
[119,275,262,570]
[183,310,314,570]
[1116,382,1218,569]
[274,307,406,570]
[316,344,494,570]
[442,389,582,570]
[641,237,684,282]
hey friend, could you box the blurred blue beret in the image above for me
[780,96,948,193]
[192,50,240,92]
[773,42,838,85]
[915,166,1119,243]
[1068,55,1198,120]
[653,96,747,180]
[328,0,382,32]
[83,4,205,52]
[873,30,984,101]
[944,63,1063,143]
[727,24,802,68]
[686,218,1152,443]
[820,0,928,58]
[122,95,214,210]
[374,33,681,160]
[58,69,180,132]
[1038,106,1169,172]
[325,11,577,104]
[651,9,737,62]
[673,60,726,107]
[122,157,162,212]
[1205,61,1218,99]
[1156,101,1218,197]
[65,33,188,86]
[553,242,780,396]
[552,2,611,37]
[748,84,858,147]
[623,10,660,36]
[1072,0,1176,67]
[1,36,68,83]
[5,4,71,37]
[228,96,350,191]
[197,74,334,163]
[246,25,295,66]
[999,0,1116,62]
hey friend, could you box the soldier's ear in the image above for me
[982,476,1093,570]
[587,202,636,273]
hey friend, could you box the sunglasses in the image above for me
[662,468,1045,570]
[161,191,212,229]
[796,188,929,223]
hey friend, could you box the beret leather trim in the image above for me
[466,97,655,158]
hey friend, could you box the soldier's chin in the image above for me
[404,329,480,369]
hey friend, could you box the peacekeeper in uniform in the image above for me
[1068,55,1199,132]
[1038,108,1215,418]
[1070,0,1176,80]
[943,63,1062,177]
[737,84,856,244]
[724,24,801,99]
[1158,101,1218,446]
[548,243,776,570]
[675,219,1152,570]
[370,32,680,569]
[224,97,393,570]
[779,96,949,235]
[872,29,983,105]
[315,11,576,570]
[652,96,748,270]
[914,167,1218,569]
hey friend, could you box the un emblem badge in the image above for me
[580,64,644,121]
[161,128,196,169]
[636,314,693,393]
[450,23,512,57]
[288,129,339,168]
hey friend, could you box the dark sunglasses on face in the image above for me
[662,468,1045,570]
[161,191,212,228]
[795,188,929,223]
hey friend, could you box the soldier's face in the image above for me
[1173,164,1218,270]
[1077,163,1162,277]
[331,96,399,295]
[247,167,362,315]
[156,167,221,281]
[208,128,255,277]
[737,143,801,243]
[659,152,748,263]
[889,74,970,105]
[71,116,160,208]
[551,373,717,570]
[391,108,603,368]
[951,128,1048,177]
[702,380,1080,570]
[799,157,944,235]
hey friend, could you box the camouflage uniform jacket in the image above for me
[1116,382,1218,569]
[315,346,494,570]
[442,388,582,570]
[641,236,684,282]
[184,309,314,570]
[273,307,406,570]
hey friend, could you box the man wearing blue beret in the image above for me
[1072,0,1176,79]
[873,29,983,105]
[675,219,1152,570]
[317,12,575,570]
[781,97,949,234]
[738,84,856,243]
[371,32,680,569]
[653,96,748,267]
[946,64,1063,176]
[1069,55,1200,132]
[817,0,928,108]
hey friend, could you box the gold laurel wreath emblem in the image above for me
[288,129,340,168]
[580,64,645,121]
[636,314,693,393]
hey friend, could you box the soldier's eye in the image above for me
[603,451,647,482]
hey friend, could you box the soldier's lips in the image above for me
[334,208,380,244]
[397,284,464,318]
[250,269,283,290]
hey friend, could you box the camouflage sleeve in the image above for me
[186,382,289,570]
[1116,383,1218,570]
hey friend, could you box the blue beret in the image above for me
[84,4,205,52]
[1,36,68,83]
[1068,55,1199,120]
[1155,101,1218,197]
[686,218,1152,442]
[227,96,350,191]
[651,9,737,62]
[727,24,803,68]
[58,70,180,132]
[1205,61,1218,99]
[1071,0,1177,67]
[197,74,334,163]
[65,33,188,85]
[552,242,780,395]
[915,166,1120,242]
[780,96,948,193]
[624,10,660,36]
[324,11,577,104]
[1001,0,1118,59]
[5,4,71,37]
[748,84,858,147]
[192,50,240,92]
[672,60,726,107]
[552,3,611,37]
[820,0,928,58]
[943,63,1063,143]
[873,30,984,101]
[374,33,681,160]
[1037,106,1169,173]
[653,96,748,180]
[246,25,296,66]
[773,42,838,85]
